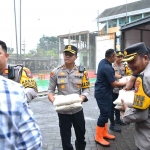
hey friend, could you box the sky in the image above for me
[0,0,140,53]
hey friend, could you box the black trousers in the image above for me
[58,109,86,150]
[109,93,120,125]
[96,98,112,127]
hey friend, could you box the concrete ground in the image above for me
[30,88,137,150]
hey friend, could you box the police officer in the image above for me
[94,49,127,146]
[48,45,90,150]
[0,40,38,103]
[120,42,150,150]
[109,50,128,132]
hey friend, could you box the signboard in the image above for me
[95,33,115,73]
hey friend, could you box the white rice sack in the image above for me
[118,76,131,82]
[53,94,82,106]
[55,102,82,112]
[113,90,134,109]
[114,105,122,109]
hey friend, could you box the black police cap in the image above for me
[122,42,148,62]
[63,45,78,55]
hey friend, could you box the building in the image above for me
[58,31,97,70]
[96,0,150,50]
[120,16,150,49]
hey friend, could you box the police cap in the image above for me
[64,45,78,55]
[122,42,148,62]
[116,50,124,57]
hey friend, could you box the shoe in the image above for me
[115,119,126,126]
[103,123,115,139]
[109,124,121,132]
[95,126,110,146]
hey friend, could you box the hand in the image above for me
[120,111,124,117]
[119,99,128,111]
[51,97,55,103]
[48,94,55,103]
[123,86,130,91]
[80,95,86,102]
[123,86,128,90]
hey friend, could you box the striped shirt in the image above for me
[0,76,42,150]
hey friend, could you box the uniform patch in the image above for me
[50,71,54,77]
[4,69,8,74]
[76,84,81,88]
[135,80,141,93]
[60,72,65,76]
[60,79,64,83]
[60,84,65,89]
[24,68,32,78]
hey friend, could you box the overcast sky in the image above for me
[0,0,140,53]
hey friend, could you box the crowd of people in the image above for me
[0,39,150,150]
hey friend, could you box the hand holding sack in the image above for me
[53,94,82,112]
[113,90,134,109]
[118,76,131,82]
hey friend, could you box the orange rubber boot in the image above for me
[103,123,115,139]
[95,126,110,146]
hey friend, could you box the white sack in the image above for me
[55,102,82,112]
[53,94,82,106]
[113,90,134,109]
[114,105,122,109]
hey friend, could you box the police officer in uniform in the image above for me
[109,50,130,132]
[48,45,90,150]
[0,40,38,103]
[121,42,150,150]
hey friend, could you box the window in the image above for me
[144,12,150,17]
[108,19,117,28]
[131,14,142,22]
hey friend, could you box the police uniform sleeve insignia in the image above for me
[20,67,38,92]
[82,71,90,88]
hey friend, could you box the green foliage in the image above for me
[37,35,59,51]
[7,47,14,54]
[27,35,63,58]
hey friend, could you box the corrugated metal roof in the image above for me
[97,0,150,19]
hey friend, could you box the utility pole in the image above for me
[20,0,22,60]
[97,10,99,34]
[22,40,26,56]
[14,0,19,62]
[126,0,128,24]
[68,29,70,44]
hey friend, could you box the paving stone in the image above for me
[30,88,137,150]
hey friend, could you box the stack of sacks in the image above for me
[53,94,82,112]
[118,76,131,82]
[113,89,134,109]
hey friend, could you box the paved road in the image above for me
[30,88,137,150]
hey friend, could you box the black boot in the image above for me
[115,119,126,126]
[109,124,121,132]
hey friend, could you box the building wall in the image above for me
[108,27,120,34]
[99,12,150,50]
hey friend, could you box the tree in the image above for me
[7,47,14,54]
[37,35,59,51]
[36,35,65,58]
